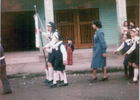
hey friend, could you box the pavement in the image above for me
[4,46,124,75]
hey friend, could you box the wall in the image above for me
[53,0,118,45]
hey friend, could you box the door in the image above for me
[54,8,99,48]
[127,5,139,27]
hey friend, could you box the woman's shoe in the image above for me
[100,77,108,81]
[129,80,138,84]
[89,77,97,83]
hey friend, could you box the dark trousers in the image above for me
[0,64,12,93]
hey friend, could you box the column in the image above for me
[116,0,127,46]
[44,0,54,32]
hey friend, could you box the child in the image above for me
[66,38,74,65]
[113,32,132,78]
[40,22,58,84]
[49,32,68,88]
[129,21,135,29]
[124,28,139,83]
[42,37,53,83]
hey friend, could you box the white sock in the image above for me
[63,72,68,84]
[57,71,60,81]
[60,72,64,81]
[48,67,53,81]
[45,69,49,80]
[133,69,139,81]
[53,73,58,84]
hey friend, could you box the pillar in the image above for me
[44,0,54,32]
[116,0,127,46]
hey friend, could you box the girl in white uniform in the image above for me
[40,22,64,84]
[124,28,139,83]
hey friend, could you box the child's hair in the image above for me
[123,21,128,26]
[136,27,139,32]
[48,22,57,33]
[55,31,62,41]
[67,38,72,41]
[131,28,136,32]
[130,21,134,25]
[126,32,131,39]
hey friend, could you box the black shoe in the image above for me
[59,83,68,87]
[99,77,108,81]
[44,79,49,83]
[57,80,64,84]
[2,91,12,95]
[46,80,53,84]
[89,77,97,83]
[49,83,57,88]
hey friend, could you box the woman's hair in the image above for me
[126,32,131,39]
[123,21,128,26]
[48,22,57,33]
[92,20,102,28]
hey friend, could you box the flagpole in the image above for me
[34,5,48,70]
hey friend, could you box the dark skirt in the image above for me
[53,65,65,71]
[128,50,137,63]
[48,49,55,63]
[123,53,132,65]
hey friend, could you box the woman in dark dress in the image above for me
[89,20,108,83]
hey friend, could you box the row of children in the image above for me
[39,22,74,88]
[114,27,139,84]
[121,21,135,42]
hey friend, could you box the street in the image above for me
[0,72,138,100]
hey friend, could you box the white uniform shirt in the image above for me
[126,36,139,54]
[53,41,67,62]
[117,39,131,51]
[42,30,58,53]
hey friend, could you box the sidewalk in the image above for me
[4,46,124,75]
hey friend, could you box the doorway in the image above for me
[1,11,36,51]
[54,8,99,48]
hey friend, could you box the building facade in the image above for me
[1,0,139,51]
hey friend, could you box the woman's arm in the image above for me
[98,32,107,53]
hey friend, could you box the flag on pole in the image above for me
[34,14,40,48]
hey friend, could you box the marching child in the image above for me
[49,32,68,88]
[66,38,74,65]
[124,28,139,83]
[113,32,132,78]
[42,37,53,83]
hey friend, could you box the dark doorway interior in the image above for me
[1,11,36,52]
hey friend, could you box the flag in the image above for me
[34,14,40,48]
